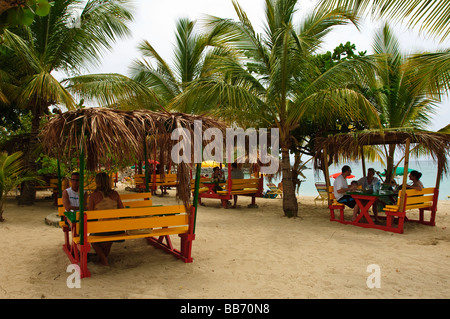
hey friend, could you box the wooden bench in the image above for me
[382,187,438,234]
[135,173,179,194]
[57,192,195,278]
[328,186,346,222]
[216,178,263,208]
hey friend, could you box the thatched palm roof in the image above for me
[39,107,228,207]
[313,129,450,176]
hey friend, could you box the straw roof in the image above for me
[313,129,450,176]
[39,107,228,208]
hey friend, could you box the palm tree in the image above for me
[0,151,43,221]
[172,0,380,217]
[1,0,133,204]
[318,0,450,105]
[65,17,230,113]
[318,0,450,41]
[364,23,441,183]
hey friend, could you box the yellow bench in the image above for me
[216,178,262,208]
[57,192,196,278]
[383,187,438,233]
[328,186,346,222]
[135,173,179,194]
[216,178,260,195]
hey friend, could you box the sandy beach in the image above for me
[1,185,449,299]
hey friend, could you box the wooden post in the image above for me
[323,147,331,206]
[144,136,149,192]
[57,156,62,198]
[361,146,366,178]
[78,145,86,245]
[399,138,410,210]
[435,158,443,189]
[192,163,201,234]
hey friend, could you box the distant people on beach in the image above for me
[211,166,224,192]
[230,163,244,208]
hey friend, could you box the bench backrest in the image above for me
[83,204,189,236]
[230,178,260,190]
[57,192,153,217]
[397,187,437,212]
[135,173,178,184]
[328,186,337,202]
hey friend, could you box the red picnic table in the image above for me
[348,190,398,228]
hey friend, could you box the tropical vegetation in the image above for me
[0,0,448,218]
[170,0,382,217]
[0,0,134,204]
[0,151,43,221]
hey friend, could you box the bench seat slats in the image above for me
[86,204,185,220]
[87,213,189,233]
[73,226,189,244]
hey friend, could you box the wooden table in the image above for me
[347,191,398,225]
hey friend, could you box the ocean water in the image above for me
[262,159,450,201]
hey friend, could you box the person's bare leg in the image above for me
[352,205,360,221]
[92,243,109,266]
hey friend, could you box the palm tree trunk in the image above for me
[0,197,5,222]
[385,144,396,183]
[18,109,41,205]
[281,147,298,217]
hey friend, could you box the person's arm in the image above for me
[62,190,71,211]
[88,192,98,211]
[408,182,423,191]
[62,189,79,211]
[113,191,124,209]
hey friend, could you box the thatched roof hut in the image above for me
[39,107,228,207]
[313,129,450,206]
[314,129,450,175]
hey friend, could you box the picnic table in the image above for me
[347,190,398,226]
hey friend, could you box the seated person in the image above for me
[333,165,359,221]
[88,172,124,266]
[357,168,379,191]
[395,170,424,192]
[62,172,87,211]
[407,170,423,191]
[230,163,244,208]
[211,166,224,192]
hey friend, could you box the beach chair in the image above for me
[314,183,328,206]
[266,183,283,198]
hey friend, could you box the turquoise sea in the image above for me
[262,158,450,201]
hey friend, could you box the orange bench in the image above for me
[57,192,195,278]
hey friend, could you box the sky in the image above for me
[81,0,450,131]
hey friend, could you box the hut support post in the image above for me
[361,146,366,178]
[323,147,331,206]
[57,157,62,198]
[399,138,410,210]
[143,137,150,192]
[192,163,201,234]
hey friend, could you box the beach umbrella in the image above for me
[202,160,221,168]
[380,167,414,176]
[330,172,355,179]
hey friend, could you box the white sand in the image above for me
[1,185,450,299]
